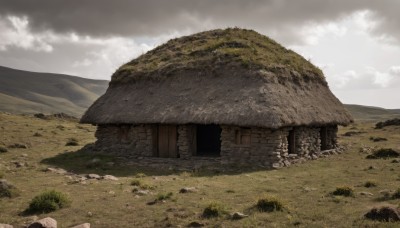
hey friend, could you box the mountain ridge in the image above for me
[0,65,399,120]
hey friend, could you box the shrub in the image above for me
[364,181,377,188]
[369,137,387,142]
[202,202,226,218]
[0,146,7,153]
[0,172,3,178]
[33,132,43,137]
[366,148,400,159]
[0,179,20,198]
[130,179,154,190]
[130,179,143,186]
[392,189,400,199]
[65,138,79,146]
[28,190,71,213]
[332,186,354,197]
[256,195,285,212]
[156,192,173,201]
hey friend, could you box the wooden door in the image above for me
[157,125,177,158]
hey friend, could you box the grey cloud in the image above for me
[0,0,399,43]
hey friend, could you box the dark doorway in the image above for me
[287,129,296,154]
[320,127,328,150]
[196,124,221,156]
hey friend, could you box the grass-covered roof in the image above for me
[112,28,323,83]
[82,28,353,127]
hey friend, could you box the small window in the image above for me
[235,128,251,145]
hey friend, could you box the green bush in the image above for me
[130,179,154,190]
[392,189,400,199]
[65,138,79,146]
[28,190,71,213]
[364,181,377,188]
[0,146,7,153]
[256,195,285,212]
[130,179,142,186]
[366,148,400,159]
[202,202,226,218]
[332,186,354,197]
[156,192,173,201]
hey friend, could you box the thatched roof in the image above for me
[81,28,353,128]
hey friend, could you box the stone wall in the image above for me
[92,124,340,169]
[94,124,153,157]
[219,126,288,168]
[294,127,321,157]
[326,125,338,149]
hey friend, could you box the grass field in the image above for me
[0,112,399,227]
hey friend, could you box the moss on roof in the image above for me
[113,28,323,82]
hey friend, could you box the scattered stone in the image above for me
[87,211,93,217]
[108,190,115,195]
[14,161,27,168]
[364,206,400,222]
[102,175,118,181]
[359,192,374,196]
[21,153,28,157]
[28,217,57,228]
[86,174,101,180]
[179,187,197,193]
[187,221,204,227]
[231,212,248,220]
[0,224,13,228]
[8,143,27,149]
[70,223,90,228]
[136,190,150,196]
[45,167,67,175]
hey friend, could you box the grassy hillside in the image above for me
[0,113,399,227]
[344,104,400,121]
[0,66,109,117]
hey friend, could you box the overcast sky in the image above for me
[0,0,399,108]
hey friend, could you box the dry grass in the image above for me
[114,28,323,83]
[0,113,400,227]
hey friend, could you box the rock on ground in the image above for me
[102,175,118,181]
[28,217,57,228]
[364,206,400,222]
[0,224,13,228]
[70,223,90,228]
[86,174,101,180]
[231,212,249,220]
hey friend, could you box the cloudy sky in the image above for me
[0,0,399,108]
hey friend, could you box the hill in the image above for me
[0,66,108,117]
[0,65,399,121]
[344,104,400,121]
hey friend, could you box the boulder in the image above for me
[28,217,57,228]
[102,175,118,181]
[364,206,400,222]
[70,223,90,228]
[86,174,101,180]
[0,224,13,228]
[231,212,249,220]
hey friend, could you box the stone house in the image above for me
[81,28,353,168]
